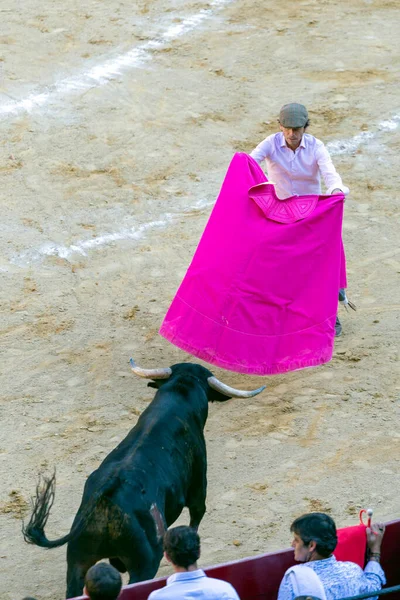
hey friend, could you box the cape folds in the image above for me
[160,153,346,375]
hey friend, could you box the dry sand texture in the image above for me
[0,0,399,598]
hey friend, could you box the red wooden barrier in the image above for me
[71,519,400,600]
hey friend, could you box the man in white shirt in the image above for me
[147,526,240,600]
[250,103,350,336]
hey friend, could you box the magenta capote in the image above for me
[160,153,346,375]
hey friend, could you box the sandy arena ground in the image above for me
[0,0,399,598]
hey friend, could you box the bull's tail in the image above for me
[23,470,119,549]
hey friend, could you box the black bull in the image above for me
[23,362,265,598]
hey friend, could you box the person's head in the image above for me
[290,512,337,562]
[84,562,122,600]
[163,526,200,570]
[278,103,309,150]
[22,597,38,600]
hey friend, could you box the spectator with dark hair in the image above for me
[84,562,122,600]
[148,526,240,600]
[278,512,386,600]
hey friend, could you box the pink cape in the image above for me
[160,153,346,375]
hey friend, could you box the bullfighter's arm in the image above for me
[315,141,349,196]
[249,136,273,165]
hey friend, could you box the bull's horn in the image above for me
[130,358,172,379]
[207,376,266,398]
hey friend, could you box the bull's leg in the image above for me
[188,499,206,530]
[120,521,163,584]
[66,542,99,599]
[123,545,161,585]
[187,465,207,530]
[127,562,159,585]
[66,560,96,599]
[109,557,127,573]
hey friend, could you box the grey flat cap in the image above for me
[279,103,309,128]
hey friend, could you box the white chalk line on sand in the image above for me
[5,109,400,269]
[13,216,173,266]
[10,199,216,267]
[4,112,400,269]
[327,113,400,155]
[0,0,398,266]
[8,111,400,267]
[0,0,232,117]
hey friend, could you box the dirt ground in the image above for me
[0,0,399,598]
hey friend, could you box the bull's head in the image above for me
[130,358,266,399]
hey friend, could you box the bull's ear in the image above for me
[209,390,232,403]
[147,380,166,390]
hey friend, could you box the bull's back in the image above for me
[98,396,205,479]
[77,391,206,518]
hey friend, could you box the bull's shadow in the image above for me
[23,361,265,599]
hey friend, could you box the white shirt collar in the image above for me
[167,569,206,585]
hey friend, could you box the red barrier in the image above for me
[71,519,400,600]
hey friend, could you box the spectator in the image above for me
[148,526,240,600]
[278,512,386,600]
[84,562,122,600]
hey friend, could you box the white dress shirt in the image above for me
[147,569,240,600]
[250,132,349,199]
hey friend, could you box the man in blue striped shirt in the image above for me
[278,513,386,600]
